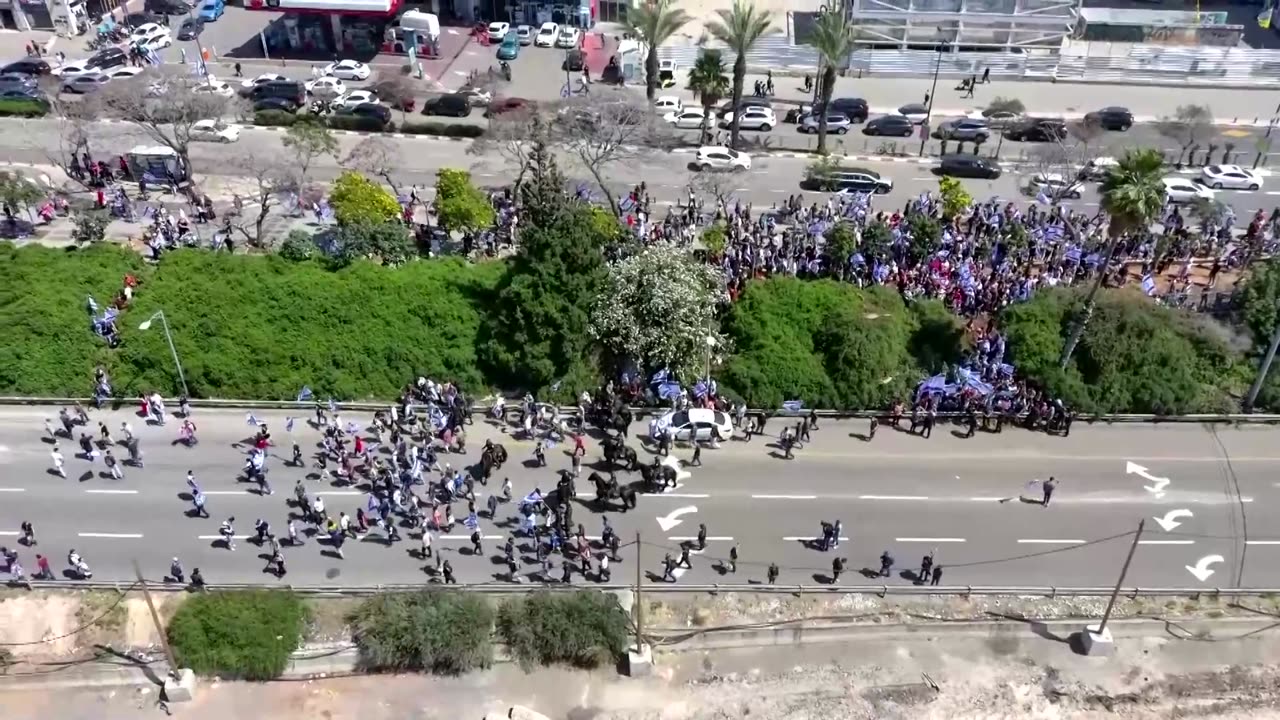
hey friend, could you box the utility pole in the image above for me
[1058,234,1120,369]
[633,531,643,649]
[1244,312,1280,412]
[1083,519,1143,655]
[134,560,178,680]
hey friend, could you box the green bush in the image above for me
[719,278,959,409]
[1242,256,1280,350]
[349,592,493,674]
[1000,287,1244,414]
[253,110,299,127]
[327,114,391,133]
[0,98,49,117]
[166,590,308,680]
[400,122,486,138]
[497,591,629,670]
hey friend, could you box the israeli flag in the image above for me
[346,421,361,436]
[1064,245,1082,263]
[246,413,260,426]
[692,380,708,399]
[464,512,479,530]
[86,295,99,315]
[915,374,948,400]
[1035,188,1051,205]
[285,417,296,433]
[296,386,313,402]
[522,490,543,505]
[100,307,119,324]
[550,380,562,392]
[650,368,670,385]
[1141,275,1157,296]
[657,382,682,400]
[428,405,446,428]
[781,400,804,412]
[1044,225,1065,242]
[328,398,338,413]
[620,195,635,212]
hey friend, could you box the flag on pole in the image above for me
[296,386,313,402]
[246,413,260,426]
[1035,188,1051,205]
[522,490,543,505]
[1141,275,1158,296]
[285,417,296,433]
[464,512,479,530]
[1260,2,1273,28]
[328,397,338,413]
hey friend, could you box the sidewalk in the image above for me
[684,72,1280,126]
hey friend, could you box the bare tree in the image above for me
[344,136,404,197]
[469,108,549,193]
[686,170,737,213]
[1156,104,1213,167]
[280,116,338,191]
[226,150,299,248]
[368,70,417,124]
[90,66,248,189]
[551,90,675,215]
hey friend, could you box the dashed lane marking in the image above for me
[783,536,850,541]
[440,535,503,540]
[896,537,966,543]
[1246,540,1280,545]
[668,536,734,541]
[1017,539,1086,544]
[969,497,1006,502]
[0,531,18,536]
[1138,540,1195,545]
[198,534,250,540]
[84,489,138,495]
[0,488,25,492]
[78,532,143,538]
[658,493,710,498]
[752,494,817,500]
[859,495,929,501]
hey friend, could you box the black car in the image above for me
[145,0,193,15]
[1,58,50,76]
[0,72,37,92]
[337,102,393,128]
[862,114,914,137]
[123,11,166,27]
[424,92,471,117]
[1004,118,1067,142]
[177,17,205,40]
[250,80,305,106]
[562,49,584,72]
[1084,106,1133,131]
[937,154,1001,179]
[827,97,869,122]
[253,96,299,113]
[88,47,128,71]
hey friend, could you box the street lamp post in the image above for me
[918,37,945,157]
[138,310,190,399]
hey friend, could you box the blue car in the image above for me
[197,0,224,21]
[496,34,519,61]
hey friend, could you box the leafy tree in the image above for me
[331,220,415,267]
[985,97,1025,116]
[329,171,400,226]
[906,213,941,261]
[71,211,109,245]
[434,168,494,234]
[1243,257,1280,350]
[279,229,316,262]
[627,0,691,101]
[167,590,308,680]
[281,116,338,190]
[806,2,857,155]
[860,220,891,260]
[497,591,629,670]
[937,176,972,219]
[349,592,493,675]
[591,243,727,380]
[686,50,730,143]
[822,221,857,279]
[816,303,915,408]
[701,222,727,257]
[519,134,573,228]
[707,0,774,149]
[0,171,44,218]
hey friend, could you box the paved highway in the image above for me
[0,405,1275,588]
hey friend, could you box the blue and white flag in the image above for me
[781,399,804,412]
[650,368,670,385]
[428,405,446,428]
[327,397,338,413]
[86,295,99,315]
[246,413,260,427]
[285,417,296,433]
[1043,225,1065,243]
[1141,275,1157,296]
[1064,245,1082,263]
[620,195,635,212]
[915,374,947,400]
[296,386,313,402]
[1035,188,1051,205]
[346,421,361,436]
[464,512,479,530]
[550,380,562,392]
[692,380,708,399]
[522,490,543,505]
[657,382,682,400]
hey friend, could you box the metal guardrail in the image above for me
[3,396,1280,425]
[12,579,1280,598]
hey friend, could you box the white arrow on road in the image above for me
[661,455,692,482]
[1153,509,1194,532]
[1186,555,1224,582]
[1126,461,1171,498]
[656,506,698,532]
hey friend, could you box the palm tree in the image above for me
[806,3,856,155]
[686,50,730,145]
[707,0,773,149]
[627,0,691,102]
[1058,148,1167,369]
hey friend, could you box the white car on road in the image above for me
[649,408,734,442]
[555,26,580,48]
[653,95,682,114]
[190,119,240,143]
[337,89,379,108]
[694,145,750,172]
[136,27,173,52]
[1162,177,1215,203]
[488,21,510,42]
[534,22,558,47]
[193,78,235,97]
[240,72,287,91]
[54,60,101,79]
[322,59,371,81]
[1200,164,1263,191]
[719,105,776,131]
[305,75,347,98]
[129,22,165,42]
[1025,172,1083,200]
[665,107,711,129]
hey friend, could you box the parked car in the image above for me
[484,96,533,118]
[826,97,868,122]
[496,33,520,60]
[1200,164,1263,191]
[144,0,192,15]
[1024,172,1083,199]
[534,22,558,47]
[653,95,682,114]
[719,105,775,131]
[336,102,393,129]
[197,0,224,21]
[516,25,533,45]
[54,60,101,79]
[934,117,990,142]
[457,86,491,106]
[861,114,913,137]
[487,21,510,42]
[136,27,173,52]
[693,145,751,172]
[937,154,1001,179]
[424,92,472,117]
[649,408,734,442]
[1004,118,1067,142]
[88,47,129,71]
[128,22,165,41]
[562,49,584,71]
[0,72,36,92]
[1078,156,1118,182]
[176,17,204,40]
[122,11,165,27]
[1,58,50,76]
[239,72,288,94]
[192,78,234,97]
[322,59,371,81]
[555,26,580,48]
[976,107,1022,129]
[829,168,893,194]
[665,107,711,130]
[305,75,347,98]
[190,119,239,143]
[253,96,300,113]
[799,112,852,134]
[250,80,306,107]
[897,103,929,124]
[1085,106,1134,131]
[60,73,110,94]
[1162,177,1215,203]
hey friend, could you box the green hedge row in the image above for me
[253,111,485,138]
[0,98,49,117]
[0,242,1260,413]
[166,590,309,680]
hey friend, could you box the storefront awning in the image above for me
[246,0,402,15]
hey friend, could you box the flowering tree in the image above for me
[591,243,729,380]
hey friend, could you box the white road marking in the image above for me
[1017,539,1086,545]
[656,506,699,532]
[198,534,250,540]
[440,534,503,540]
[752,494,817,500]
[782,536,850,541]
[859,495,929,501]
[1247,540,1280,545]
[896,537,966,543]
[85,489,138,495]
[668,536,734,541]
[672,566,688,579]
[316,491,365,496]
[1242,497,1255,503]
[78,532,143,538]
[1138,540,1195,545]
[201,490,250,495]
[0,531,19,536]
[0,488,25,492]
[658,493,710,498]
